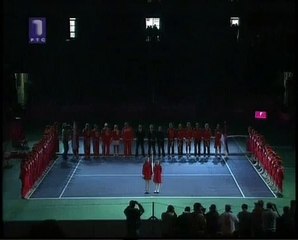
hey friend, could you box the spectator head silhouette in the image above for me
[129,200,136,208]
[254,200,264,208]
[209,204,217,211]
[194,202,204,213]
[225,204,232,212]
[241,204,248,210]
[167,205,175,213]
[184,206,191,212]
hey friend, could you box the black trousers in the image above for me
[194,139,201,156]
[167,139,175,155]
[148,141,156,156]
[157,141,165,157]
[204,140,210,156]
[177,140,183,156]
[63,140,69,160]
[135,140,145,156]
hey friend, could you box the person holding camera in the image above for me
[124,200,144,238]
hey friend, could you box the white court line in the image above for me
[27,157,59,199]
[29,195,276,200]
[75,173,231,177]
[222,157,245,198]
[233,138,277,198]
[59,157,82,198]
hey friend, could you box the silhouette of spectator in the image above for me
[190,202,206,238]
[161,205,178,238]
[124,200,144,239]
[262,202,279,238]
[237,203,252,238]
[277,206,293,238]
[176,206,192,238]
[218,204,239,238]
[251,200,265,237]
[205,204,219,237]
[28,219,65,238]
[289,199,296,235]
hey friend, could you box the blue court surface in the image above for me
[28,137,276,199]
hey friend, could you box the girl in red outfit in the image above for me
[142,158,153,194]
[214,124,222,158]
[153,160,162,193]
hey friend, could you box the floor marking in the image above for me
[29,196,276,200]
[222,157,245,198]
[75,173,231,177]
[233,138,277,198]
[59,157,82,198]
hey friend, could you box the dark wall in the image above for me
[3,0,295,113]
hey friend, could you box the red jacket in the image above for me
[153,164,162,183]
[102,128,112,144]
[203,128,212,141]
[214,129,222,145]
[167,128,176,140]
[184,128,193,140]
[122,127,134,141]
[193,128,202,140]
[112,129,121,141]
[143,161,153,180]
[177,129,185,140]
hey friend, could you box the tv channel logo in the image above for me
[29,18,46,44]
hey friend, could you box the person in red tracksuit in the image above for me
[82,123,91,159]
[72,121,80,159]
[176,123,185,157]
[214,124,222,158]
[91,124,100,158]
[153,160,162,194]
[167,122,176,156]
[203,123,212,157]
[184,122,193,157]
[102,123,112,156]
[122,122,134,156]
[112,124,121,156]
[193,122,202,157]
[142,158,153,194]
[276,165,284,195]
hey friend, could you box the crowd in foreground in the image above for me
[124,199,296,239]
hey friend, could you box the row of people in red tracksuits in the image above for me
[19,123,59,199]
[62,121,229,158]
[247,127,284,195]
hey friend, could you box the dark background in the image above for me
[2,0,295,128]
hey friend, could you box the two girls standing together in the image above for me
[142,158,162,194]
